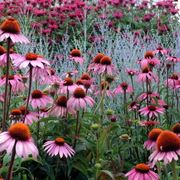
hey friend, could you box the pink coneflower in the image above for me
[165,73,179,89]
[0,48,22,67]
[139,105,165,118]
[0,17,29,44]
[128,101,140,111]
[50,96,75,117]
[59,77,77,94]
[139,120,160,127]
[125,163,159,180]
[144,128,163,150]
[95,81,114,98]
[149,130,180,165]
[126,68,138,76]
[39,108,49,118]
[0,123,38,158]
[88,53,104,73]
[167,56,180,63]
[137,67,158,82]
[97,56,118,75]
[67,87,94,110]
[30,90,53,109]
[69,49,84,65]
[114,82,133,94]
[13,53,50,69]
[153,46,168,55]
[19,106,39,125]
[43,137,75,158]
[137,91,159,101]
[172,123,180,137]
[0,74,25,93]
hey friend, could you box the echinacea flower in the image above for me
[0,123,38,158]
[50,96,75,117]
[0,74,25,93]
[30,89,53,109]
[43,137,75,158]
[149,130,180,165]
[0,17,29,44]
[125,163,159,180]
[137,67,158,82]
[114,82,133,94]
[139,105,165,118]
[69,49,84,65]
[167,56,180,63]
[13,53,50,69]
[139,120,160,127]
[59,77,77,94]
[67,87,94,110]
[164,73,179,89]
[153,46,168,55]
[172,123,180,137]
[19,106,39,125]
[137,91,159,102]
[97,56,118,75]
[88,53,104,73]
[144,128,163,150]
[128,101,140,111]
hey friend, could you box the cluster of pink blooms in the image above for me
[0,0,178,38]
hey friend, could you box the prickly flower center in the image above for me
[148,128,163,141]
[11,109,22,116]
[31,89,43,99]
[148,106,156,111]
[144,51,154,59]
[120,82,128,90]
[56,96,67,107]
[100,56,112,65]
[70,49,81,57]
[9,123,31,141]
[142,67,150,73]
[0,18,21,34]
[19,106,29,115]
[157,130,180,152]
[135,163,150,173]
[55,137,65,145]
[81,73,91,80]
[73,87,86,98]
[172,123,180,134]
[63,77,73,86]
[93,53,104,63]
[25,53,38,61]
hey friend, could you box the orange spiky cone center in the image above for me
[93,53,104,63]
[19,106,29,115]
[56,96,67,107]
[31,89,43,99]
[81,73,91,80]
[100,56,112,65]
[0,18,21,34]
[73,87,86,98]
[9,123,31,141]
[55,137,65,145]
[25,53,38,60]
[70,49,81,57]
[11,108,22,116]
[172,123,180,134]
[144,51,154,58]
[148,128,163,141]
[63,77,73,86]
[157,130,180,152]
[135,163,150,173]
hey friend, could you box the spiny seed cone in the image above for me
[25,53,38,60]
[81,73,91,80]
[0,18,21,34]
[55,137,65,145]
[31,89,43,99]
[148,128,163,141]
[169,74,178,80]
[19,106,28,115]
[148,106,156,111]
[142,67,150,73]
[144,51,154,59]
[0,45,6,55]
[1,75,14,80]
[172,123,180,134]
[76,79,84,85]
[100,56,112,65]
[8,123,31,141]
[135,163,150,173]
[56,96,67,107]
[11,108,22,116]
[120,82,128,89]
[93,53,104,63]
[63,77,73,86]
[70,49,81,57]
[73,87,86,98]
[157,130,180,152]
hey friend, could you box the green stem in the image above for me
[2,38,11,131]
[171,160,178,180]
[73,111,79,148]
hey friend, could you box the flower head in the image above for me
[0,18,29,44]
[69,49,84,65]
[172,123,180,137]
[0,123,38,158]
[149,130,180,165]
[43,137,75,158]
[125,163,159,180]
